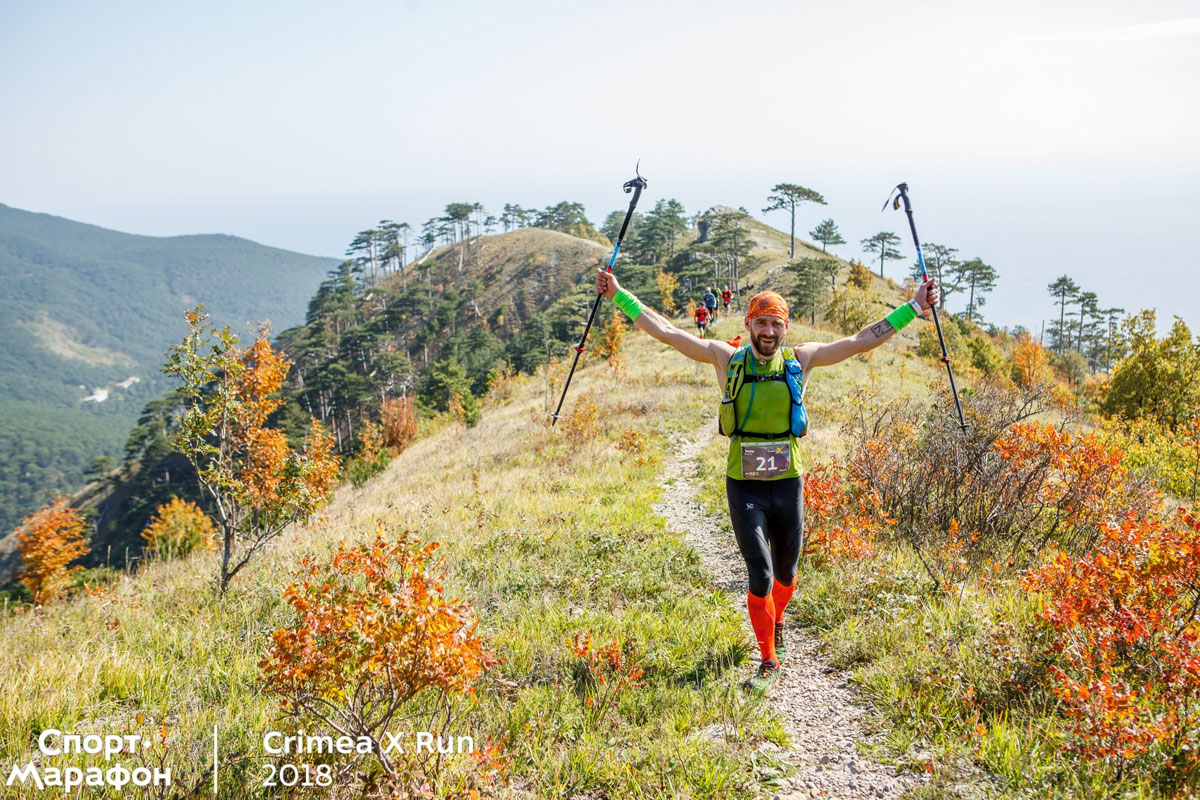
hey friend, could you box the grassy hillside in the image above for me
[0,203,339,533]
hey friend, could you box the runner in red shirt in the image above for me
[693,305,710,338]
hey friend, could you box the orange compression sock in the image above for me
[746,591,778,663]
[772,576,798,624]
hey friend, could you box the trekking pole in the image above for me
[551,165,647,424]
[884,182,968,432]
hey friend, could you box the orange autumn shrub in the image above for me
[1010,331,1050,387]
[596,309,627,376]
[1024,506,1200,774]
[259,526,499,791]
[803,464,878,563]
[380,396,417,455]
[568,631,646,727]
[141,497,216,559]
[14,497,88,604]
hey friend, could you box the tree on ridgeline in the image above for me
[1071,290,1098,360]
[1102,310,1200,430]
[951,257,998,323]
[500,203,531,231]
[1046,275,1080,354]
[379,220,411,289]
[347,227,383,286]
[861,231,902,278]
[787,259,826,324]
[164,307,340,592]
[443,203,474,272]
[809,218,845,253]
[1101,306,1127,372]
[763,183,826,258]
[306,263,361,333]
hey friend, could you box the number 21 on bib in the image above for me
[740,440,790,479]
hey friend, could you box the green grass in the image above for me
[690,317,1186,799]
[0,327,797,799]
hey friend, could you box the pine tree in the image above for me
[1046,275,1080,353]
[763,184,826,258]
[787,260,826,324]
[951,258,998,323]
[809,219,845,252]
[861,232,902,278]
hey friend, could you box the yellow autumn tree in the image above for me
[15,497,88,604]
[1011,331,1051,387]
[655,269,679,315]
[141,497,216,559]
[164,307,340,592]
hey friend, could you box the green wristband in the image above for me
[885,300,918,332]
[613,288,644,321]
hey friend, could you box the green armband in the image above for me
[884,300,918,332]
[613,288,644,321]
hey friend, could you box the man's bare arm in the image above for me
[797,278,939,370]
[797,316,901,369]
[634,304,734,366]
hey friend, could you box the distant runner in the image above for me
[703,287,718,320]
[598,270,938,693]
[721,286,733,317]
[693,304,711,337]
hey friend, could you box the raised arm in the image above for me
[798,277,939,369]
[596,270,734,367]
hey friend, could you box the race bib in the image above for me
[740,440,790,479]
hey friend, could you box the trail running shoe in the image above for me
[742,658,781,695]
[774,622,787,662]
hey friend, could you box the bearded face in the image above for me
[747,315,788,358]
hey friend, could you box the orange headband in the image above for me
[746,291,789,322]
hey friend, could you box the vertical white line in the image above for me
[212,724,218,794]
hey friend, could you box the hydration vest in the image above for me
[718,345,808,439]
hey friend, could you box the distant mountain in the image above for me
[0,203,339,534]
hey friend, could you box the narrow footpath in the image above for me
[652,427,926,800]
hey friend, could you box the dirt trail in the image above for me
[652,427,925,800]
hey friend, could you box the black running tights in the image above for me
[725,475,804,597]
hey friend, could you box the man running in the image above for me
[598,269,938,693]
[693,303,710,338]
[721,286,733,317]
[703,287,718,320]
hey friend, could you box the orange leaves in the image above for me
[260,525,498,715]
[596,309,627,376]
[302,419,339,501]
[165,308,341,590]
[14,497,88,604]
[240,426,289,507]
[140,497,216,558]
[230,326,291,431]
[568,631,645,726]
[802,464,877,564]
[1024,506,1200,762]
[1010,331,1050,387]
[380,396,417,455]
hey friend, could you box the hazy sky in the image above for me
[2,0,1197,335]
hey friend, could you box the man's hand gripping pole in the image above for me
[551,166,647,424]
